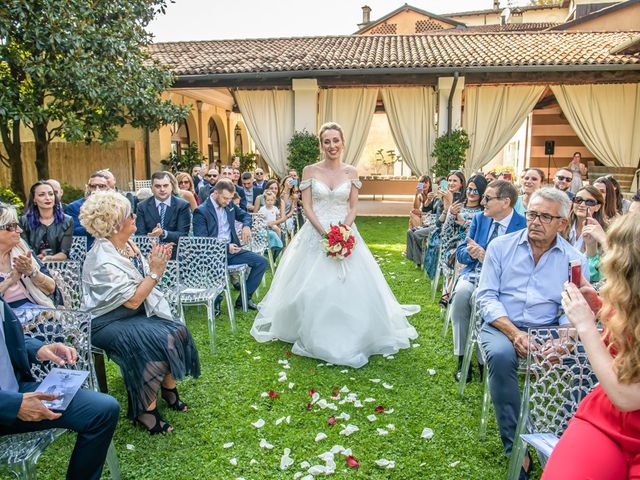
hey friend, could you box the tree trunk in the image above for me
[0,121,25,199]
[33,122,50,180]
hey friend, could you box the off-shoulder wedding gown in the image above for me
[250,178,419,368]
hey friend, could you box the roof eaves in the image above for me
[445,0,570,17]
[354,3,465,34]
[549,0,640,31]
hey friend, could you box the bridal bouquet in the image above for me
[322,224,356,260]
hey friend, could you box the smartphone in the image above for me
[569,260,581,286]
[439,179,449,191]
[453,191,463,203]
[417,182,425,191]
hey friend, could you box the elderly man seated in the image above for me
[450,180,526,382]
[476,188,589,479]
[0,300,119,480]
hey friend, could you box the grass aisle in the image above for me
[38,217,515,480]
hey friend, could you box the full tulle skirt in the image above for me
[250,222,419,368]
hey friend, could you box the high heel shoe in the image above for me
[135,407,172,435]
[161,386,188,412]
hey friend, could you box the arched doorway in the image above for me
[171,121,190,156]
[208,118,221,167]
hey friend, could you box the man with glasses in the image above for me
[450,180,526,382]
[218,166,247,210]
[476,188,589,478]
[65,172,111,248]
[198,168,219,204]
[553,168,575,200]
[253,168,267,190]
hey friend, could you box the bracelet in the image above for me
[29,269,38,279]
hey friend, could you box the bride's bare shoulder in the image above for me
[343,164,358,178]
[302,163,322,179]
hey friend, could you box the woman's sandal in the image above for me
[135,408,172,435]
[161,386,188,412]
[438,293,450,308]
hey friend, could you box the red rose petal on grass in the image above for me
[306,402,313,410]
[327,416,337,426]
[346,455,360,469]
[285,351,292,357]
[332,386,340,391]
[332,393,339,398]
[374,405,385,414]
[309,388,316,396]
[268,390,279,399]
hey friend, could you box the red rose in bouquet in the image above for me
[322,223,356,260]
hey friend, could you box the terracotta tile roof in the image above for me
[149,32,640,77]
[441,23,561,33]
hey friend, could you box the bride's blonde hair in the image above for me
[600,212,640,384]
[319,122,344,143]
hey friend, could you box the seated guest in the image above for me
[485,171,498,183]
[253,179,285,215]
[46,178,66,209]
[232,167,241,186]
[450,180,526,382]
[0,203,56,311]
[193,179,268,312]
[253,168,267,190]
[97,169,137,211]
[80,191,200,434]
[240,172,261,213]
[136,187,153,202]
[514,168,544,215]
[477,188,589,478]
[593,176,619,223]
[135,172,192,257]
[258,190,284,259]
[176,172,200,208]
[543,213,640,479]
[0,299,120,480]
[191,165,204,192]
[606,175,632,215]
[198,168,219,204]
[220,166,248,210]
[20,181,74,262]
[408,175,434,229]
[66,172,111,248]
[629,190,640,214]
[565,185,606,252]
[553,168,575,200]
[165,171,197,212]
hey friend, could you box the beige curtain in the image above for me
[381,87,437,176]
[463,85,545,176]
[234,90,294,178]
[318,88,378,166]
[551,83,640,169]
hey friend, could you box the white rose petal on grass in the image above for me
[421,427,434,440]
[283,364,291,369]
[339,424,359,436]
[340,448,353,456]
[367,414,377,422]
[300,460,311,469]
[340,369,349,373]
[364,397,376,403]
[245,350,252,355]
[260,392,269,398]
[223,442,234,449]
[286,415,291,424]
[126,444,135,450]
[412,343,421,348]
[384,408,395,414]
[252,419,265,428]
[353,400,363,408]
[259,438,274,449]
[369,378,381,383]
[252,356,261,360]
[311,392,321,404]
[250,459,258,465]
[288,382,295,389]
[339,385,350,393]
[317,451,335,463]
[375,458,396,469]
[301,475,314,480]
[450,461,461,468]
[275,416,286,426]
[293,473,303,480]
[330,445,346,454]
[315,432,327,442]
[280,448,294,470]
[308,465,328,476]
[229,457,238,466]
[277,359,288,365]
[382,383,394,390]
[427,369,436,376]
[250,404,259,410]
[386,355,395,360]
[387,423,396,430]
[336,412,351,421]
[376,428,389,436]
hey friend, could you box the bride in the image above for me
[250,122,419,368]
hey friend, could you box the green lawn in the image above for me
[37,217,525,480]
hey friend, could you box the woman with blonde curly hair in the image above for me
[80,191,200,434]
[543,212,640,479]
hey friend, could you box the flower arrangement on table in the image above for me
[322,224,356,260]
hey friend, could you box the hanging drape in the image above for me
[551,83,640,169]
[234,90,294,178]
[463,85,545,176]
[380,87,437,176]
[318,88,378,166]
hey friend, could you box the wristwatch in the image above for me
[148,272,159,283]
[29,269,38,279]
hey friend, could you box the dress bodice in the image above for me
[300,178,361,227]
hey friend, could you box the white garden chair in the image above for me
[44,261,82,310]
[69,236,87,265]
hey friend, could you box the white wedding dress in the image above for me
[250,177,419,368]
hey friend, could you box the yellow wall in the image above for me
[449,6,569,26]
[563,3,640,30]
[361,9,456,34]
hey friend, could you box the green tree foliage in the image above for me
[287,130,320,175]
[431,129,470,178]
[234,148,258,173]
[0,0,189,195]
[0,186,24,214]
[161,142,205,174]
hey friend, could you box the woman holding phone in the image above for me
[408,175,434,229]
[543,213,640,479]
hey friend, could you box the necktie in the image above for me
[0,317,19,392]
[158,202,167,229]
[488,222,500,244]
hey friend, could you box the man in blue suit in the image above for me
[65,171,111,249]
[192,179,268,312]
[450,180,527,382]
[0,300,119,480]
[136,171,192,258]
[240,172,263,212]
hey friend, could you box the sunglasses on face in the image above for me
[523,176,539,181]
[88,183,108,190]
[573,197,599,207]
[481,195,503,202]
[466,187,479,195]
[0,222,20,232]
[255,172,264,176]
[555,175,573,182]
[525,211,562,224]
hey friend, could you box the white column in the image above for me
[292,79,318,133]
[437,76,465,136]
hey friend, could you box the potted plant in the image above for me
[431,129,470,178]
[287,130,320,175]
[161,142,205,174]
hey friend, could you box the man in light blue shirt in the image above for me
[476,188,589,477]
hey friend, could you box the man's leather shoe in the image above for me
[235,298,258,310]
[214,305,221,317]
